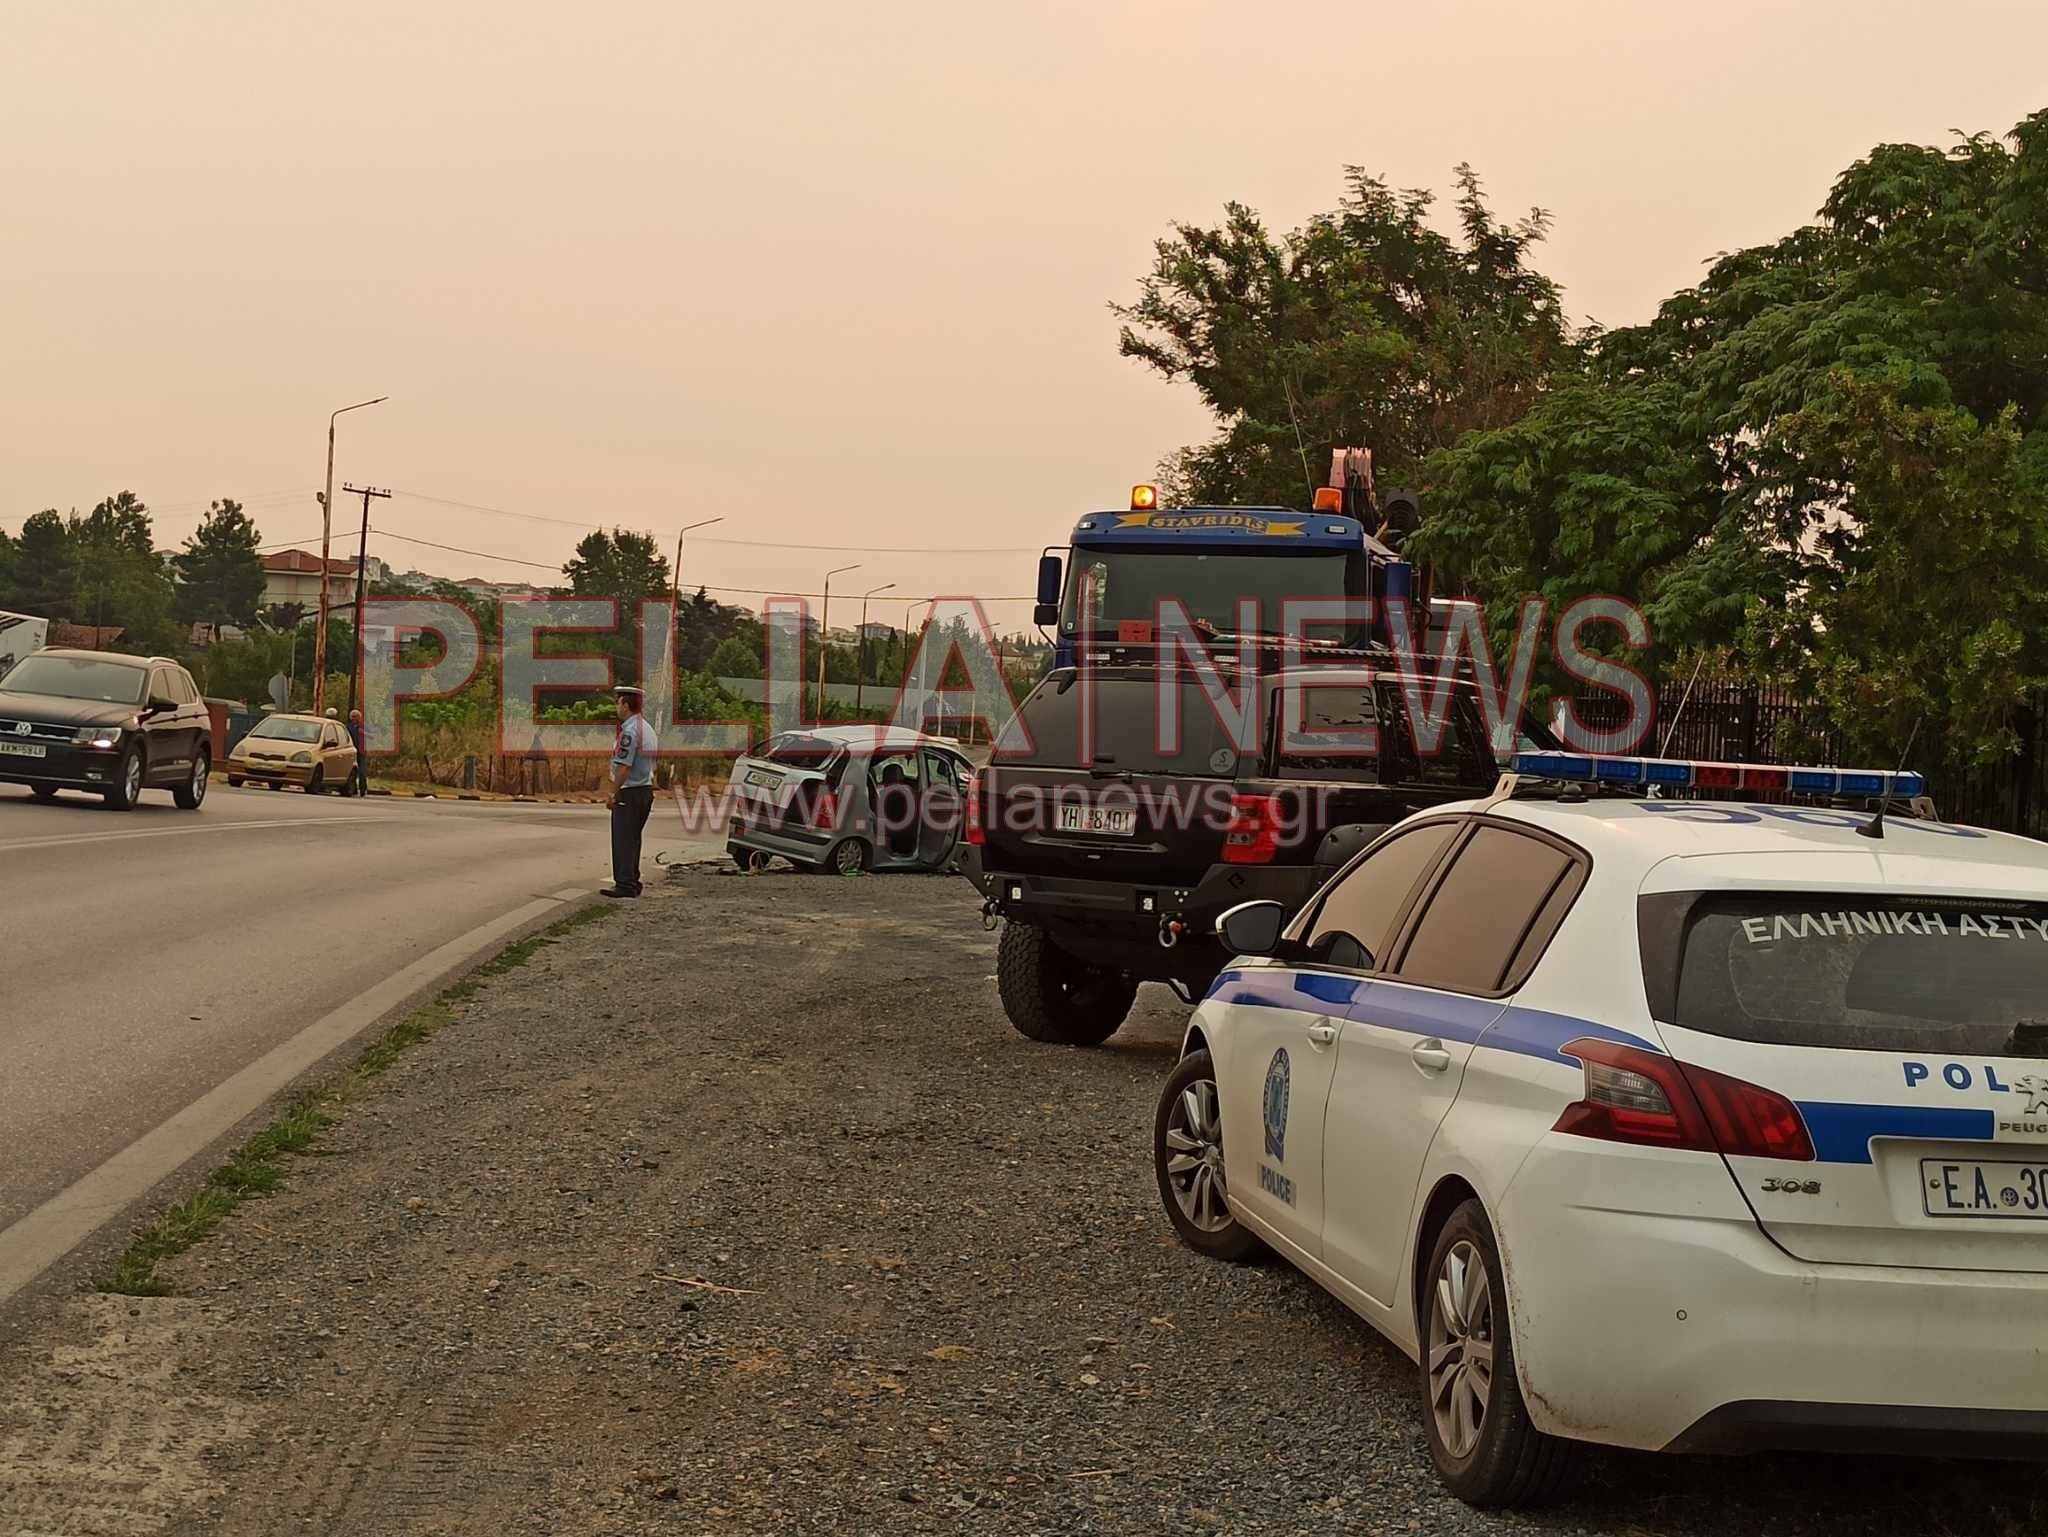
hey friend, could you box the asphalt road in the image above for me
[0,779,723,1251]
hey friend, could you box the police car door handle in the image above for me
[1306,1020,1340,1048]
[1411,1039,1452,1074]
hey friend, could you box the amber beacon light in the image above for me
[1130,483,1160,511]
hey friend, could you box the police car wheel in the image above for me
[1420,1201,1582,1507]
[1154,1049,1259,1261]
[996,922,1134,1046]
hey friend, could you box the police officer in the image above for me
[603,685,656,898]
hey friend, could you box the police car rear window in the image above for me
[1667,894,2048,1055]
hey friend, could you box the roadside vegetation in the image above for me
[98,904,617,1297]
[1122,108,2048,788]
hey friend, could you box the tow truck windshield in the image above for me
[1059,548,1361,642]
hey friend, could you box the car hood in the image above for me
[0,689,138,729]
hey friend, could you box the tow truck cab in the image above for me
[1035,479,1422,669]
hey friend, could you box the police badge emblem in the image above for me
[1263,1047,1291,1160]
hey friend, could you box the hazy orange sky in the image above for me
[7,1,2045,627]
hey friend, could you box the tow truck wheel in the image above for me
[30,783,58,802]
[996,922,1135,1047]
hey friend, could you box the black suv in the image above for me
[0,649,213,810]
[961,662,1507,1045]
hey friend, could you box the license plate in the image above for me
[1057,803,1136,837]
[1921,1157,2048,1219]
[744,768,784,790]
[0,742,46,758]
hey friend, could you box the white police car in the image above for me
[1153,753,2048,1506]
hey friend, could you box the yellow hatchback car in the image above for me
[225,712,360,795]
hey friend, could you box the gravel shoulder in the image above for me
[0,870,2035,1535]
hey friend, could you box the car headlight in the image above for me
[74,724,123,749]
[290,750,315,765]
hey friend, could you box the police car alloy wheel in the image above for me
[1153,1050,1259,1261]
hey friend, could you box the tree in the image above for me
[173,499,266,629]
[708,634,761,679]
[563,529,669,609]
[1420,107,2048,779]
[1117,164,1576,507]
[6,510,74,616]
[68,492,176,649]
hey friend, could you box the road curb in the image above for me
[0,884,595,1309]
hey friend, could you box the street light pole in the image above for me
[817,563,860,716]
[314,396,387,714]
[855,582,895,714]
[660,517,724,732]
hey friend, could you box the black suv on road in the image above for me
[0,649,213,810]
[961,662,1507,1045]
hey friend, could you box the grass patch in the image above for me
[98,902,616,1296]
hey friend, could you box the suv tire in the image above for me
[997,922,1136,1046]
[104,745,145,810]
[173,749,209,810]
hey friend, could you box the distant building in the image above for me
[260,549,367,610]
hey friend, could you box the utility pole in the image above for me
[817,564,860,717]
[314,396,387,713]
[855,581,894,714]
[341,483,391,719]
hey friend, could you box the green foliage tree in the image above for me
[1117,164,1575,506]
[68,492,177,650]
[1415,108,2048,780]
[172,498,266,629]
[6,510,74,616]
[708,634,761,679]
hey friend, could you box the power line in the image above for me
[360,527,1037,604]
[387,486,1037,555]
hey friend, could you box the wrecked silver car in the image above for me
[724,726,973,875]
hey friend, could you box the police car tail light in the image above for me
[1555,1039,1813,1161]
[964,772,985,846]
[1220,793,1282,864]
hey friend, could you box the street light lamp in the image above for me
[854,582,896,713]
[817,563,861,714]
[313,396,387,713]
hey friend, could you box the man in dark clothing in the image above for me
[603,685,656,898]
[347,708,368,797]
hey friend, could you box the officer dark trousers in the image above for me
[611,784,655,894]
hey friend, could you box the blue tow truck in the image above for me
[1033,465,1424,666]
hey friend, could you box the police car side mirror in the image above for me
[1217,899,1289,958]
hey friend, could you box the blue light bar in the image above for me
[1508,753,1924,798]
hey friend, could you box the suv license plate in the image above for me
[1057,804,1136,837]
[1921,1157,2048,1218]
[0,742,46,758]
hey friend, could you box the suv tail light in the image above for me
[964,772,984,846]
[1555,1039,1814,1161]
[1221,793,1283,865]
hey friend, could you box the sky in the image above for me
[6,0,2046,629]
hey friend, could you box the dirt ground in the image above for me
[0,870,2039,1536]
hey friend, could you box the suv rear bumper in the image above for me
[962,853,1323,984]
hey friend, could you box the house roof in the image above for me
[260,549,358,575]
